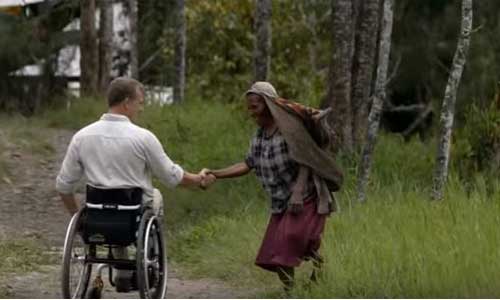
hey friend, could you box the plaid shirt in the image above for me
[245,128,314,214]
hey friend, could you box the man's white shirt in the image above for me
[56,113,184,198]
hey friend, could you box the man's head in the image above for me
[106,77,145,120]
[245,81,279,128]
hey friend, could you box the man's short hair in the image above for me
[106,77,144,107]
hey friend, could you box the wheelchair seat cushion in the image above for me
[83,185,144,246]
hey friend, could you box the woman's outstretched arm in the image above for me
[204,162,251,179]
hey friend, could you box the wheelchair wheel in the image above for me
[62,210,92,299]
[137,211,168,299]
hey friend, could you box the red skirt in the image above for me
[255,197,328,272]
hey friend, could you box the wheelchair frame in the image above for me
[61,198,168,299]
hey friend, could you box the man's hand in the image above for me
[199,168,216,189]
[60,193,79,216]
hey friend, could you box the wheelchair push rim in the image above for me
[61,210,92,299]
[137,212,168,299]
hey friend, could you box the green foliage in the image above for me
[135,0,500,117]
[182,0,255,101]
[2,0,500,120]
[150,0,331,104]
[454,101,500,182]
[270,1,331,104]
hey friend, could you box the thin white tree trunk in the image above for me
[356,0,394,203]
[173,0,186,103]
[254,0,272,82]
[432,0,473,200]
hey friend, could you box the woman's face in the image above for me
[246,93,272,127]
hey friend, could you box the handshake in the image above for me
[198,168,216,190]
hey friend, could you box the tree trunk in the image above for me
[253,0,272,82]
[80,0,98,96]
[326,0,355,153]
[351,0,381,147]
[128,0,139,79]
[173,0,186,104]
[432,0,473,201]
[356,0,394,203]
[98,0,113,94]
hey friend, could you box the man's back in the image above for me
[56,113,183,198]
[77,113,151,189]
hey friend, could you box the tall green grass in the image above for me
[39,98,500,297]
[291,179,500,298]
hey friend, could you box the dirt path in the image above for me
[0,130,72,245]
[2,263,243,299]
[0,130,247,299]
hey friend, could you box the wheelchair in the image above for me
[61,186,168,299]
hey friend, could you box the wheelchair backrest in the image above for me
[83,185,143,246]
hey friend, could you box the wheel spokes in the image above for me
[68,244,88,297]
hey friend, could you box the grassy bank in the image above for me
[24,97,500,297]
[0,239,54,297]
[0,114,55,181]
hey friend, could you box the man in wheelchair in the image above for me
[55,77,215,298]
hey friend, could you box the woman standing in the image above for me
[205,81,343,292]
